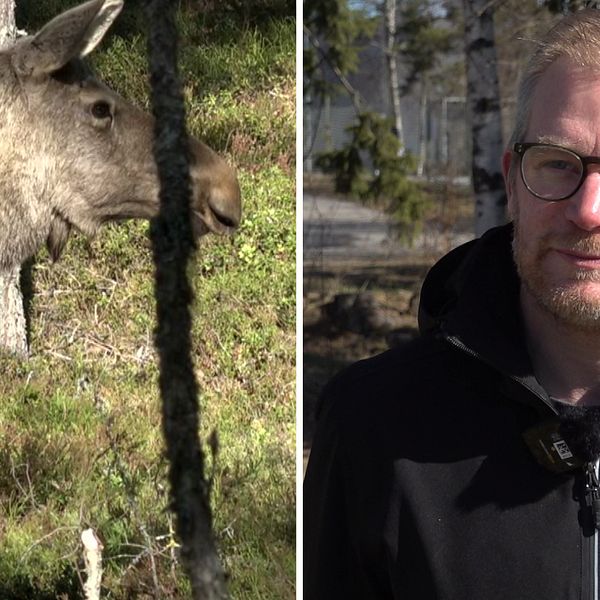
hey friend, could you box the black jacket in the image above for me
[304,224,599,600]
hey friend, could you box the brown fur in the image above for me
[0,0,241,271]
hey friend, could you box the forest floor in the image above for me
[303,175,475,456]
[0,7,295,599]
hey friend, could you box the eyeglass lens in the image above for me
[521,145,583,200]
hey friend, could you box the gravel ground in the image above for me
[303,190,476,450]
[303,191,474,264]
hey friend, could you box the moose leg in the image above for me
[0,266,28,356]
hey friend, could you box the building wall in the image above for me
[303,31,470,179]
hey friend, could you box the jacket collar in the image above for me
[418,223,551,409]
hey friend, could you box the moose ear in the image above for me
[12,0,123,77]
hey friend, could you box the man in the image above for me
[304,9,600,600]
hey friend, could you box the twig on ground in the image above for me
[81,528,103,600]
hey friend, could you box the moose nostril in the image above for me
[208,183,242,230]
[215,212,237,229]
[209,200,240,230]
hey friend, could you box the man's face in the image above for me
[503,57,600,330]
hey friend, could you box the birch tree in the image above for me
[463,0,506,236]
[395,0,455,176]
[383,0,404,145]
[0,0,28,356]
[373,0,453,155]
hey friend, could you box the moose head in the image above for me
[0,0,241,271]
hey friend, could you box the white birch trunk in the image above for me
[417,79,428,177]
[463,0,506,237]
[384,0,404,149]
[0,0,15,41]
[0,267,28,356]
[0,0,27,356]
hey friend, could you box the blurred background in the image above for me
[302,0,586,456]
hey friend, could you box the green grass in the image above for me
[0,5,295,600]
[94,16,295,170]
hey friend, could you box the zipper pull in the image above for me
[584,462,600,530]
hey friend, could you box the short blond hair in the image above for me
[509,9,600,151]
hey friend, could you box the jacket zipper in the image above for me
[584,461,600,600]
[443,330,600,597]
[443,333,556,412]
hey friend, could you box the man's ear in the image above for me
[502,149,516,218]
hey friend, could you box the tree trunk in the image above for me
[463,0,506,236]
[0,0,15,41]
[0,267,28,356]
[417,78,428,177]
[383,0,405,148]
[0,0,28,357]
[145,1,228,598]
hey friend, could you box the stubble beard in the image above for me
[512,215,600,332]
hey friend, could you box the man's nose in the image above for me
[565,171,600,231]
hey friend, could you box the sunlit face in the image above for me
[503,57,600,330]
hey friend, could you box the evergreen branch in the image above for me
[304,24,364,112]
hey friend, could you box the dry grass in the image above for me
[0,6,295,598]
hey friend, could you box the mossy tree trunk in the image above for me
[145,1,228,598]
[0,0,28,356]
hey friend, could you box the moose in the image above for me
[0,0,241,272]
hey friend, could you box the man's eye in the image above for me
[541,160,577,172]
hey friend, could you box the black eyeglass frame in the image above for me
[513,142,600,201]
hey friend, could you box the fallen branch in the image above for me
[81,528,103,600]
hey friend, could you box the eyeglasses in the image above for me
[513,142,600,201]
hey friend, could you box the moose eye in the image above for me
[90,101,112,120]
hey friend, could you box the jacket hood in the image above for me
[418,224,517,337]
[418,223,549,406]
